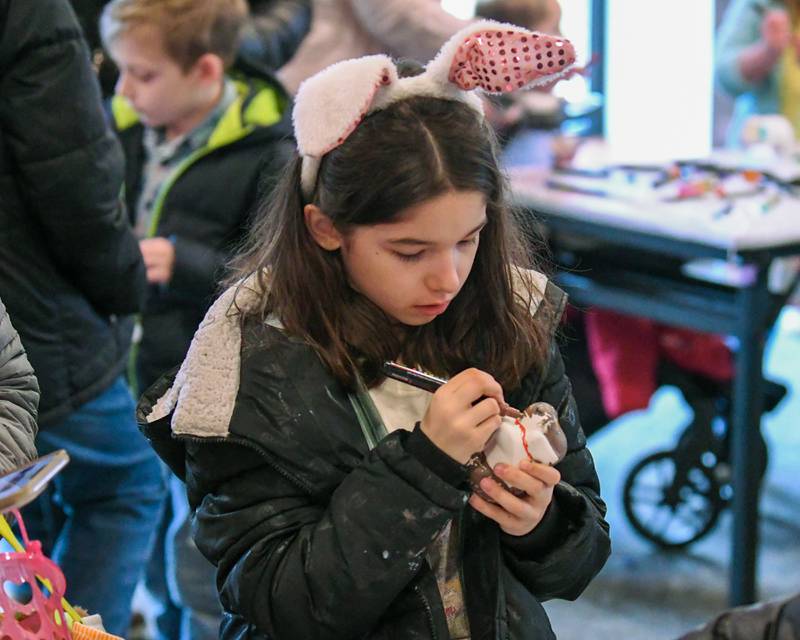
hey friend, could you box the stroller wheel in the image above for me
[622,450,725,549]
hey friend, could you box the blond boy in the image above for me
[101,2,293,636]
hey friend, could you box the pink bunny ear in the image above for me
[293,55,398,158]
[427,20,576,94]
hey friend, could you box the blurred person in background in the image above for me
[475,0,567,142]
[716,0,800,145]
[717,0,800,331]
[477,0,562,37]
[277,0,472,94]
[0,0,165,635]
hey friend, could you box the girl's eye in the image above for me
[459,236,479,247]
[394,250,424,262]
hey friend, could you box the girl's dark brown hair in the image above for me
[229,69,552,390]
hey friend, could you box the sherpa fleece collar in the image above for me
[147,269,551,439]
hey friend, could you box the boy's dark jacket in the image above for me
[112,68,294,388]
[0,0,146,426]
[137,274,611,640]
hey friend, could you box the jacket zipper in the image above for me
[126,132,250,394]
[457,509,469,633]
[146,144,225,238]
[414,584,438,640]
[457,511,505,640]
[348,384,439,638]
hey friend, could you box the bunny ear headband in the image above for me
[293,20,577,200]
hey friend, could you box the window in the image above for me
[442,0,477,19]
[604,0,715,161]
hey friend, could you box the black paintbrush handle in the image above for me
[380,361,524,419]
[381,361,446,393]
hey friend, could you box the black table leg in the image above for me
[730,263,770,606]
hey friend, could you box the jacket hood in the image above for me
[112,73,290,147]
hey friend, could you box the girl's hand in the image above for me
[762,9,791,53]
[421,368,504,464]
[468,460,561,537]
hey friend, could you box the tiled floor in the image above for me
[545,308,800,639]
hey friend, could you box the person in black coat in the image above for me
[0,1,165,634]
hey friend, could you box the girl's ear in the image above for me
[304,204,343,251]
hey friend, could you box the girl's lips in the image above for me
[414,301,450,316]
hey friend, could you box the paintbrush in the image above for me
[381,361,524,419]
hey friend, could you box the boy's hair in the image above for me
[100,0,248,71]
[230,67,553,391]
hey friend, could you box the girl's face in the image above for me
[312,190,487,326]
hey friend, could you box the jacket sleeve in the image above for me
[715,0,771,97]
[501,339,611,602]
[0,300,39,474]
[349,0,470,62]
[169,238,232,301]
[186,422,468,640]
[240,0,312,70]
[0,0,146,316]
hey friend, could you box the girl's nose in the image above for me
[426,252,461,293]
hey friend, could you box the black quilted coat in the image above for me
[138,282,611,640]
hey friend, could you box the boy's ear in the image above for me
[193,53,225,83]
[304,204,342,251]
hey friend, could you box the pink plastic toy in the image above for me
[0,509,71,640]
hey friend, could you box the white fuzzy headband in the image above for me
[293,20,576,200]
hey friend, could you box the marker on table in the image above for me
[712,201,734,219]
[545,179,610,198]
[651,165,680,188]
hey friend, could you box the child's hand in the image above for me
[468,460,560,537]
[139,237,175,284]
[421,368,504,464]
[762,9,791,53]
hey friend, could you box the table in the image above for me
[511,167,800,606]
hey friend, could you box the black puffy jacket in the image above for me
[0,0,146,426]
[138,275,611,640]
[112,70,294,390]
